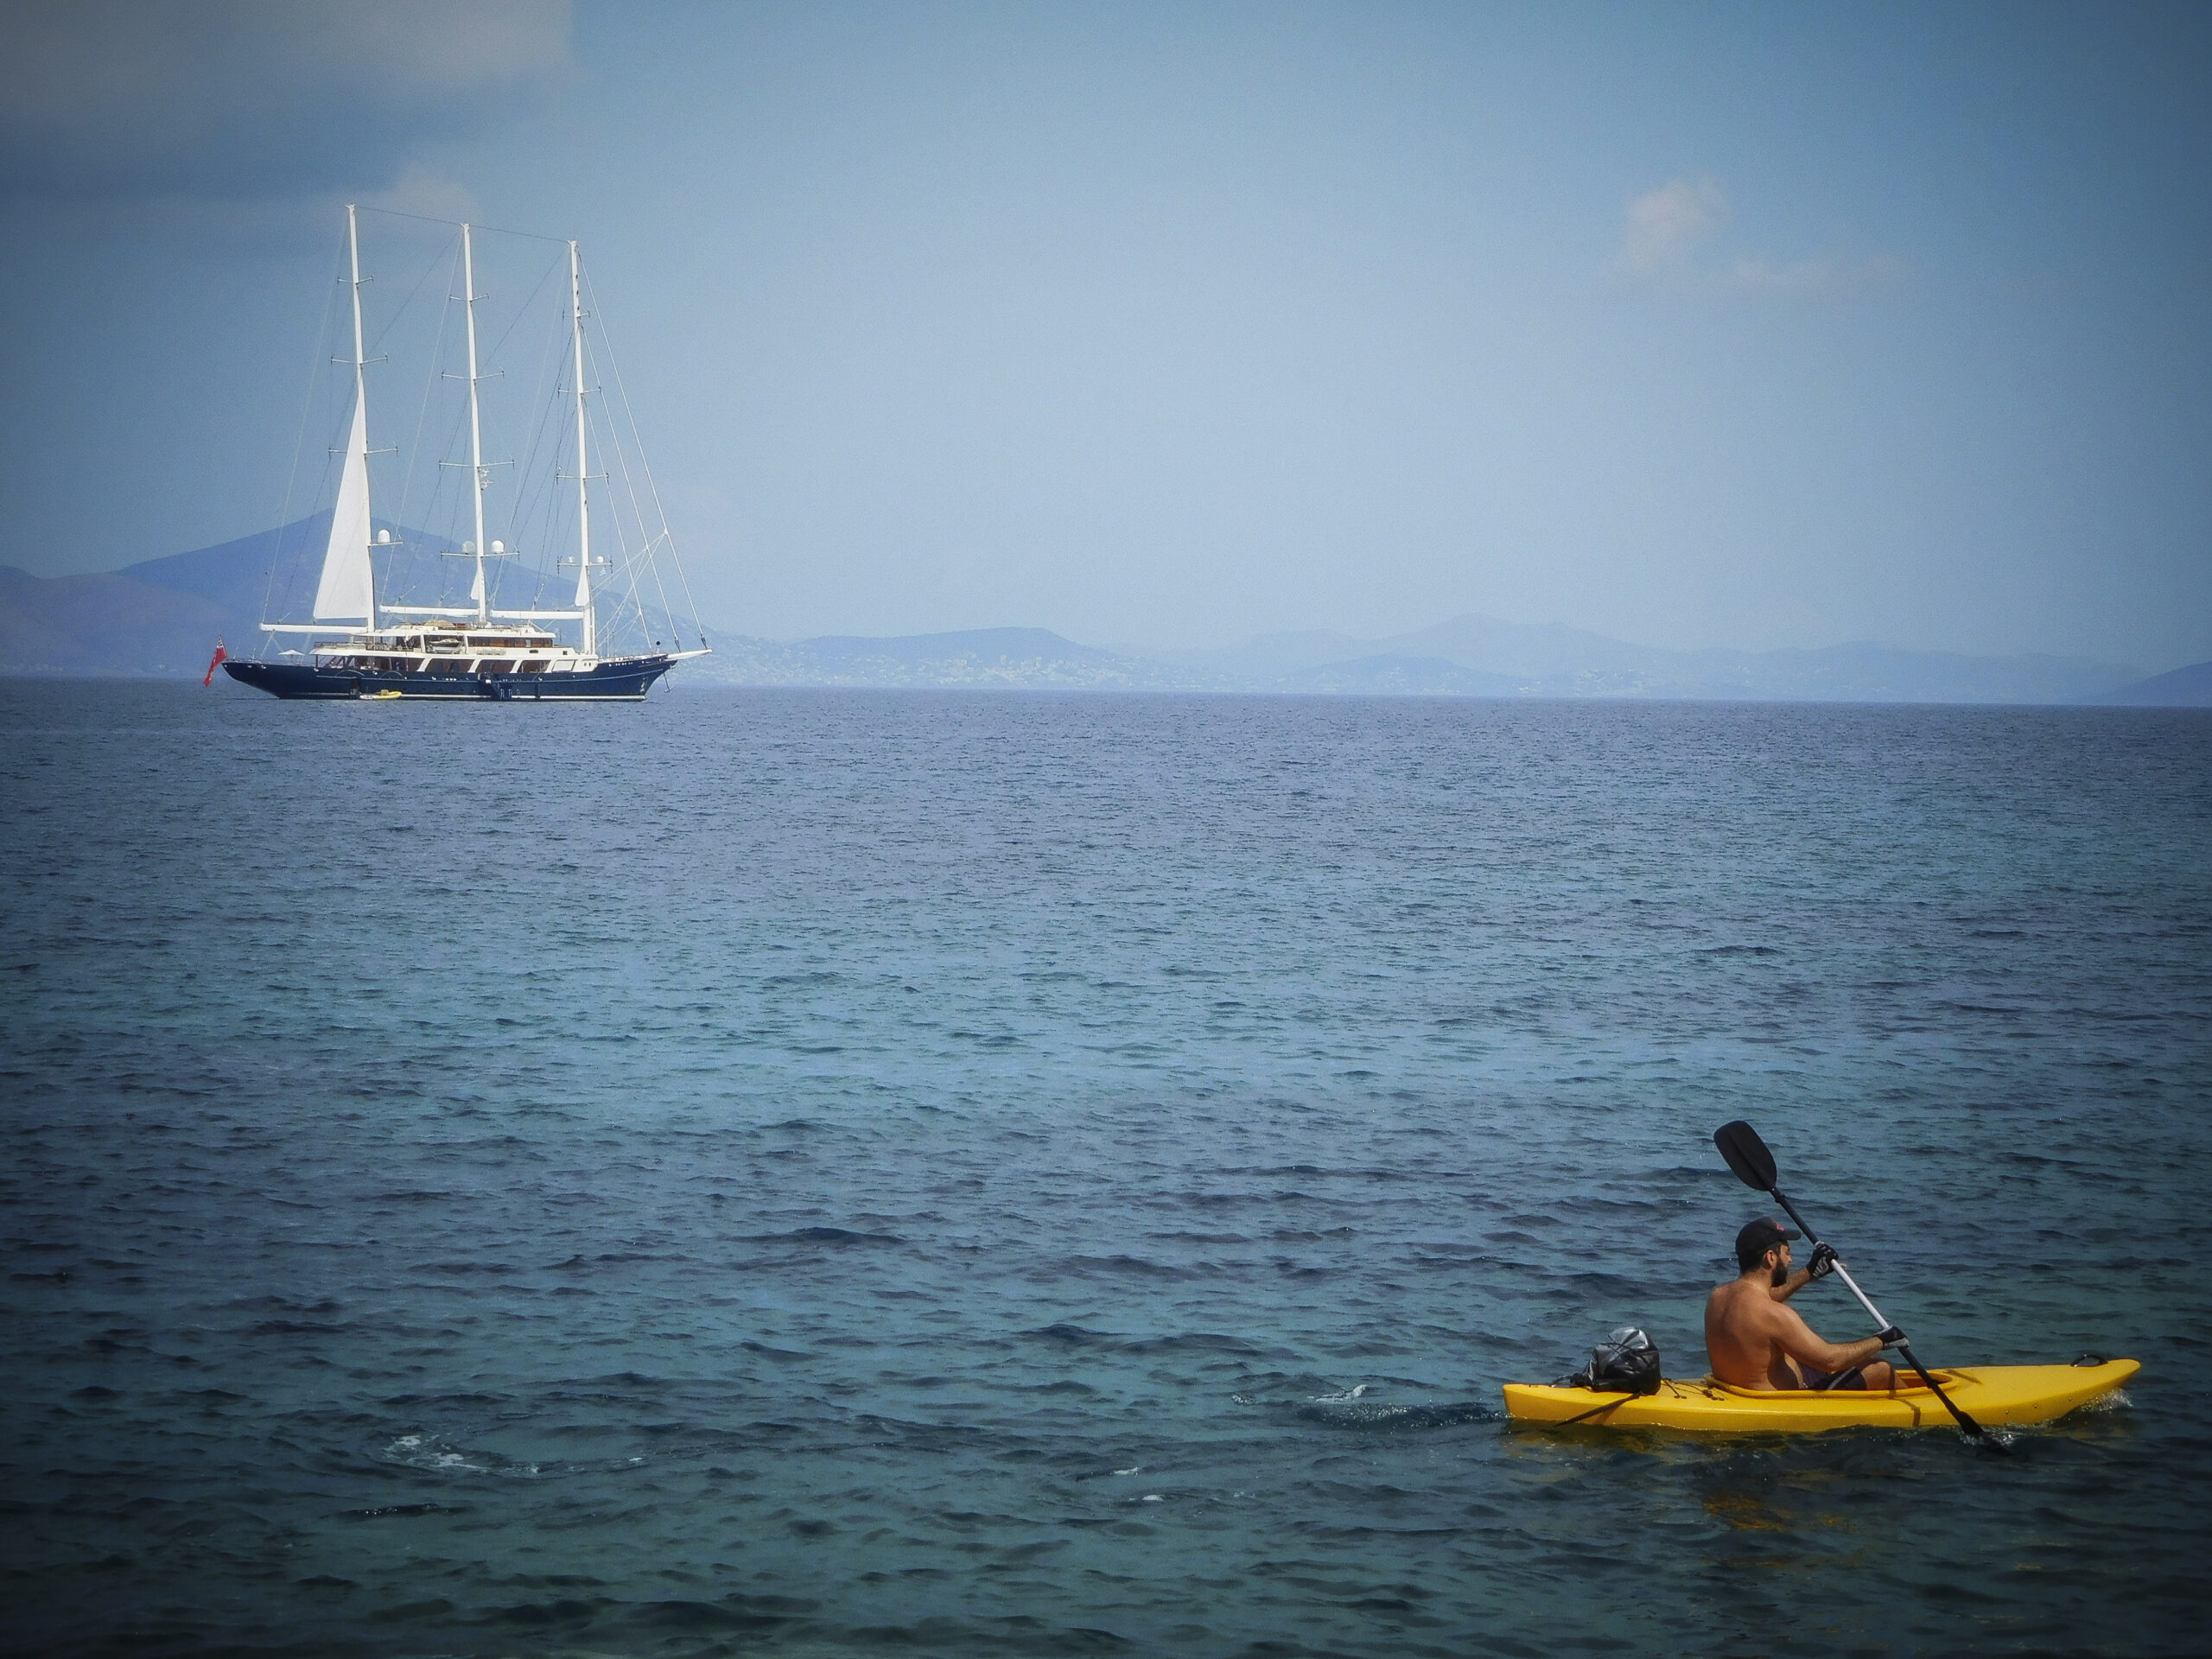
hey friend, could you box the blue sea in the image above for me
[3,679,2208,1657]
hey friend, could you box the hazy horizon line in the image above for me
[16,513,2192,677]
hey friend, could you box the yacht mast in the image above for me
[462,222,490,626]
[568,239,597,659]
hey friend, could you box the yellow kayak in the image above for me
[1503,1359,2138,1432]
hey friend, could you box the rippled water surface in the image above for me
[3,680,2209,1657]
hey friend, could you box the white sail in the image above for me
[312,390,375,620]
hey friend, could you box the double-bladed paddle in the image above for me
[1713,1119,1987,1440]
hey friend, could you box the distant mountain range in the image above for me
[5,516,2207,706]
[1,513,381,677]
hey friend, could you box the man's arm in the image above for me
[1767,1267,1813,1302]
[1767,1302,1885,1374]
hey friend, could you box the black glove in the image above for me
[1875,1325,1907,1348]
[1806,1242,1838,1281]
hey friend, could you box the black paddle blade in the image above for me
[1714,1121,1778,1192]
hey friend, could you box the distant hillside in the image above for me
[1289,654,1522,696]
[684,628,1181,690]
[0,564,232,677]
[118,522,314,618]
[2,514,316,674]
[2,523,2190,705]
[682,622,2147,703]
[1167,614,2143,703]
[0,514,528,676]
[2100,660,2212,707]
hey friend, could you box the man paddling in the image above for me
[1705,1218,1898,1391]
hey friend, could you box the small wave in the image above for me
[1294,1399,1500,1430]
[341,1502,470,1519]
[380,1433,504,1475]
[1237,1390,1498,1431]
[743,1226,905,1245]
[1065,1253,1192,1279]
[618,1593,817,1632]
[1027,1322,1113,1345]
[414,1261,516,1275]
[741,1339,813,1361]
[374,1432,651,1479]
[1121,1332,1262,1355]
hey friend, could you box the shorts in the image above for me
[1799,1365,1868,1391]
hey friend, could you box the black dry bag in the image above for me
[1568,1326,1662,1395]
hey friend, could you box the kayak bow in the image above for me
[1503,1359,2138,1432]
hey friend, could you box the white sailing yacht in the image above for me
[226,207,707,700]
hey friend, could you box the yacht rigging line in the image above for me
[495,297,575,612]
[363,233,454,368]
[391,232,461,583]
[582,315,683,648]
[584,265,709,650]
[356,203,571,245]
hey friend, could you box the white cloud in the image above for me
[1620,176,1729,271]
[1617,176,1904,301]
[1718,256,1835,295]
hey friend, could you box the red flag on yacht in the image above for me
[203,639,228,686]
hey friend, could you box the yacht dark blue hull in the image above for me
[224,656,677,701]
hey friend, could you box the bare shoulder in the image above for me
[1717,1280,1797,1335]
[1711,1279,1763,1317]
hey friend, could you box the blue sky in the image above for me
[2,1,2207,667]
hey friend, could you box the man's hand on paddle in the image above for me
[1806,1242,1839,1281]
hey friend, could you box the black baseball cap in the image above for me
[1736,1217,1800,1259]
